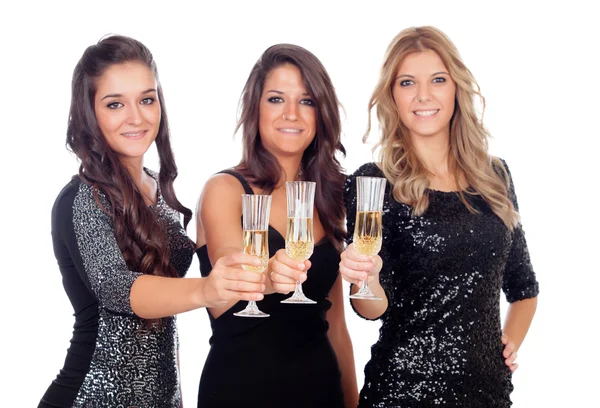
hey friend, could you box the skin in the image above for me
[197,63,358,407]
[340,50,537,372]
[92,61,265,319]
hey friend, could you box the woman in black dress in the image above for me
[38,35,265,408]
[339,26,539,407]
[196,44,358,407]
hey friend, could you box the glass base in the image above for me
[280,282,317,304]
[349,283,382,300]
[281,293,317,304]
[349,292,382,300]
[233,301,270,318]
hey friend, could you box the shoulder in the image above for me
[52,176,83,219]
[345,162,384,186]
[351,162,385,178]
[198,170,247,212]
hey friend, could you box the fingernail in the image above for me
[255,294,264,300]
[297,263,305,269]
[300,273,307,281]
[261,284,265,291]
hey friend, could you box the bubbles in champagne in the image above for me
[285,217,314,261]
[242,230,269,273]
[354,211,383,255]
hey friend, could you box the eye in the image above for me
[267,97,284,103]
[432,77,446,83]
[300,98,315,107]
[141,97,155,105]
[107,102,123,109]
[399,80,414,87]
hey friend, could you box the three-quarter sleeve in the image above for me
[500,160,540,303]
[57,183,142,316]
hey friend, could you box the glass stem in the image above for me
[294,281,306,297]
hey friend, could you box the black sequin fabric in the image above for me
[345,162,539,408]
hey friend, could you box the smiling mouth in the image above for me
[414,110,439,117]
[278,128,303,133]
[121,130,147,138]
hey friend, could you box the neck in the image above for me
[120,156,146,188]
[410,132,452,177]
[277,155,303,186]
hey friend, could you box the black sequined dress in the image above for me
[39,170,195,408]
[345,162,539,408]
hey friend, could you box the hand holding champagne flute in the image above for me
[349,176,386,300]
[281,181,317,304]
[234,194,272,317]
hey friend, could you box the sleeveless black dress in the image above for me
[196,170,345,408]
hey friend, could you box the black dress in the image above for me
[345,162,539,408]
[38,171,195,408]
[196,170,345,408]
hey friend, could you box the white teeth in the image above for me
[122,131,144,137]
[414,110,438,117]
[279,128,302,133]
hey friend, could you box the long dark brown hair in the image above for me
[235,44,347,251]
[67,35,192,318]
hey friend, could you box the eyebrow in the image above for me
[396,72,450,80]
[101,88,157,101]
[265,89,311,96]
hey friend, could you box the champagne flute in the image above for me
[349,176,386,300]
[281,181,317,304]
[234,194,272,317]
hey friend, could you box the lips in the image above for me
[121,130,147,139]
[414,110,439,117]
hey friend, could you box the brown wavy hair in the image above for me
[366,26,519,229]
[66,35,192,324]
[235,44,347,250]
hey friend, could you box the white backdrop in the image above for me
[1,1,598,406]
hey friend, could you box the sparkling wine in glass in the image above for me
[281,181,317,304]
[349,176,386,300]
[234,194,271,317]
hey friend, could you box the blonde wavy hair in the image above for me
[366,26,519,229]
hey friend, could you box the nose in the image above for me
[415,84,431,103]
[282,102,298,121]
[127,105,143,126]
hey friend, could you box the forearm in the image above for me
[503,296,537,350]
[130,275,206,319]
[350,279,389,320]
[328,328,359,407]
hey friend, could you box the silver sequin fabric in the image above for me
[66,171,193,407]
[345,162,539,408]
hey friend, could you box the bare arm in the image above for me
[501,297,538,371]
[326,275,359,407]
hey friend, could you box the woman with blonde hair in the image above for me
[339,26,539,407]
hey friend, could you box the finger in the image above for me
[339,264,368,283]
[223,268,265,283]
[501,334,508,345]
[226,290,264,302]
[347,244,372,262]
[341,257,375,274]
[503,343,514,358]
[509,363,519,373]
[274,249,307,270]
[223,279,265,294]
[269,270,297,284]
[272,283,296,294]
[219,252,262,268]
[272,259,306,282]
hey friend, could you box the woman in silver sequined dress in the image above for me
[339,26,539,407]
[38,35,266,408]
